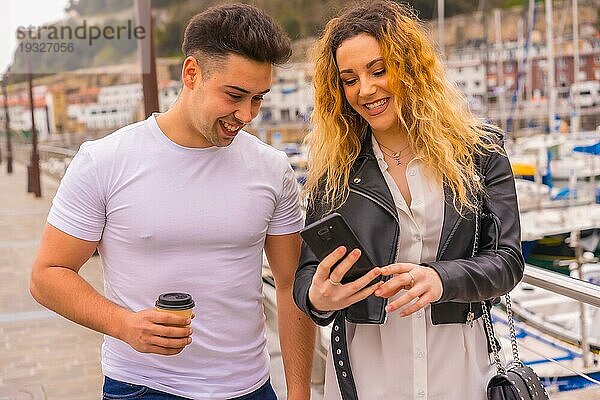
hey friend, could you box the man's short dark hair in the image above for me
[182,3,292,67]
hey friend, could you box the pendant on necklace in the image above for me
[392,153,402,165]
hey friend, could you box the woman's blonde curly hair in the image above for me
[303,0,500,214]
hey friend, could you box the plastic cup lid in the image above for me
[155,292,195,310]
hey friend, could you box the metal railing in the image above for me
[523,264,600,308]
[509,264,600,396]
[12,143,76,180]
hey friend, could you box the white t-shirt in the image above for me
[47,115,303,399]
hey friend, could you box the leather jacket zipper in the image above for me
[349,187,400,265]
[349,188,398,224]
[437,217,462,260]
[349,187,399,324]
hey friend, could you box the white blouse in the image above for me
[322,137,495,400]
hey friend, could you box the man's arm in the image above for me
[29,223,193,355]
[264,232,316,400]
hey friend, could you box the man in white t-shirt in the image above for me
[29,4,315,399]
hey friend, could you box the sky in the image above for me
[0,0,68,73]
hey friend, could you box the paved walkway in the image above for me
[0,163,324,400]
[0,164,105,399]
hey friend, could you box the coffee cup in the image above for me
[155,292,195,322]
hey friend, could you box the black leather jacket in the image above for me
[294,130,524,326]
[294,129,524,399]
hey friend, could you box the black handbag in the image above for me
[482,295,550,400]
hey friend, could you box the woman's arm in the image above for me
[424,144,525,303]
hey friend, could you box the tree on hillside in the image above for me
[65,0,132,16]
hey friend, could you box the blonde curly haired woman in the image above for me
[293,1,524,399]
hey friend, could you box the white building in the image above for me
[66,81,180,131]
[87,83,143,130]
[0,86,54,140]
[65,83,140,131]
[446,49,487,112]
[159,80,180,111]
[257,63,314,124]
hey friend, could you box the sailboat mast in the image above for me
[545,0,556,133]
[526,0,535,102]
[438,0,445,57]
[571,0,580,134]
[494,9,506,131]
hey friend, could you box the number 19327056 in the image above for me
[18,42,74,53]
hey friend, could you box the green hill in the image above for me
[9,0,528,76]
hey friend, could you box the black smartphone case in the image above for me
[301,213,378,284]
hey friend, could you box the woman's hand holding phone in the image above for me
[374,263,443,317]
[308,245,383,313]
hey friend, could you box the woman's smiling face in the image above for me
[336,33,397,136]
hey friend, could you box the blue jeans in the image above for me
[102,376,277,400]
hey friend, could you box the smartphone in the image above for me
[300,213,379,284]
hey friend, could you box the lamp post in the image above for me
[27,53,41,197]
[135,0,159,117]
[0,82,3,166]
[2,74,13,174]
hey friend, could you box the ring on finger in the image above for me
[328,278,342,286]
[407,271,416,287]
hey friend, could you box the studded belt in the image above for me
[331,311,359,400]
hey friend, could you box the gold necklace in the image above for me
[378,142,411,165]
